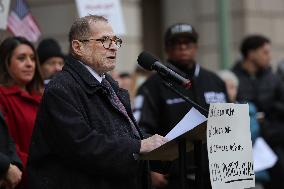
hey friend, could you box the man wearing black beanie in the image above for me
[37,38,65,85]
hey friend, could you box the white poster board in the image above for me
[0,0,11,29]
[207,103,255,189]
[75,0,126,35]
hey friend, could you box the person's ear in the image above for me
[72,40,84,56]
[246,50,255,61]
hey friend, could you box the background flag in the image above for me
[7,0,41,42]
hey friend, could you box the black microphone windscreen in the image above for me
[137,51,158,71]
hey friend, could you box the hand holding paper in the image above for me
[141,107,207,160]
[140,134,168,154]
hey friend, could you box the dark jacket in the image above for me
[0,112,22,180]
[134,63,228,136]
[27,56,149,189]
[232,62,282,117]
[232,62,284,146]
[134,62,228,189]
[0,153,9,180]
[232,62,284,188]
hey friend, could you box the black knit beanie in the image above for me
[37,38,65,64]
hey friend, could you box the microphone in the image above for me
[137,51,191,88]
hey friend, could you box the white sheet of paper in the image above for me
[253,137,277,172]
[165,107,207,140]
[207,103,255,189]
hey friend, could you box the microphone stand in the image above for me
[162,79,208,189]
[162,81,208,116]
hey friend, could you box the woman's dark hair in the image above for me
[0,37,43,93]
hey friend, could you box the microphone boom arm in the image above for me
[162,79,209,116]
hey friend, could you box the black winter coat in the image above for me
[232,62,283,116]
[0,112,22,180]
[27,56,149,189]
[232,62,284,146]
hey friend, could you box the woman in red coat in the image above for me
[0,37,43,170]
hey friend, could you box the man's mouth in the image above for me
[107,56,116,60]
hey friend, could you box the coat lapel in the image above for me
[64,57,142,139]
[64,57,103,94]
[105,75,142,139]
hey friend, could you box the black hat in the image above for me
[37,38,65,64]
[164,23,198,46]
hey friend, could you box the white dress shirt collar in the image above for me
[79,61,105,83]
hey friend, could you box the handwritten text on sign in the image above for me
[207,103,255,189]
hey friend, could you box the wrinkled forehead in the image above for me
[89,21,115,38]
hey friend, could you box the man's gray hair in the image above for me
[68,15,108,47]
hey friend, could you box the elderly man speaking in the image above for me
[27,15,167,189]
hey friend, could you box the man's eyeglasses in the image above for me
[79,36,122,49]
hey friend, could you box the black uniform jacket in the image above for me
[134,63,228,136]
[134,62,228,189]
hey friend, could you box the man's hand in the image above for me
[151,171,168,188]
[140,134,168,154]
[4,164,22,189]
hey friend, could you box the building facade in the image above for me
[1,0,284,72]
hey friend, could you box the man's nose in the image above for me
[108,40,118,51]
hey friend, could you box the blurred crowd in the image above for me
[1,20,284,189]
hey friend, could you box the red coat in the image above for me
[0,85,41,168]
